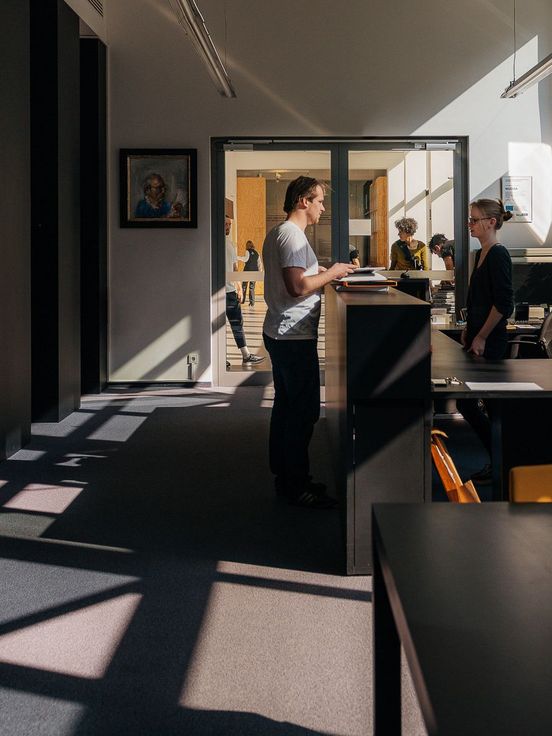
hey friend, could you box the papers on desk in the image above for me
[337,271,388,283]
[465,382,543,391]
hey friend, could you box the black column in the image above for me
[0,1,31,459]
[80,39,107,395]
[30,0,81,421]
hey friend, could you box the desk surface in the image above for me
[431,330,552,397]
[373,503,552,736]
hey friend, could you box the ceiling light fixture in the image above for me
[168,0,236,98]
[501,1,552,98]
[501,51,552,98]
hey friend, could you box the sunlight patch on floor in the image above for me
[0,592,142,679]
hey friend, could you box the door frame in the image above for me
[211,136,469,386]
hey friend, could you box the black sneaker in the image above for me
[470,464,492,484]
[242,353,265,365]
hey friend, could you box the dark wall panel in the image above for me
[80,39,107,395]
[0,1,31,459]
[30,0,81,421]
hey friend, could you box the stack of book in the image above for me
[335,267,396,292]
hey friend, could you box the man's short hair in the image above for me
[428,233,447,253]
[283,176,325,214]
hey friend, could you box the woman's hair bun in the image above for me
[502,210,513,222]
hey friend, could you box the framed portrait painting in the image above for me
[120,148,197,228]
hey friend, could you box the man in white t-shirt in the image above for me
[262,176,354,508]
[225,215,264,368]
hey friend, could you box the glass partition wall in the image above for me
[213,139,468,386]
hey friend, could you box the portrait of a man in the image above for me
[120,149,197,228]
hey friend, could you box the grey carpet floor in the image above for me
[0,386,427,735]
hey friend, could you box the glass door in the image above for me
[215,145,336,386]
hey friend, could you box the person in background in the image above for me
[241,240,262,306]
[456,198,514,485]
[262,176,355,508]
[348,244,360,268]
[225,216,265,367]
[428,233,455,271]
[389,217,429,270]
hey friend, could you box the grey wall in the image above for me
[105,0,552,382]
[0,1,31,459]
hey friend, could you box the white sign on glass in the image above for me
[501,176,532,222]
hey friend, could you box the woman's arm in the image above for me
[488,246,514,320]
[468,306,503,356]
[389,243,398,269]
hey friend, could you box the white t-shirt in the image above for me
[225,238,238,293]
[262,220,320,340]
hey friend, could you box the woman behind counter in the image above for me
[389,217,429,270]
[462,199,513,359]
[457,198,514,485]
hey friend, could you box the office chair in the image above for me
[508,311,552,358]
[509,464,552,502]
[431,429,481,503]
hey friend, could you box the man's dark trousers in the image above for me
[263,334,320,490]
[226,291,246,348]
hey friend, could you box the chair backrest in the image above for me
[431,429,481,503]
[538,312,552,358]
[509,464,552,502]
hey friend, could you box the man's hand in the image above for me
[326,262,356,280]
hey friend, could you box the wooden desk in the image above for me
[373,503,552,736]
[431,330,552,499]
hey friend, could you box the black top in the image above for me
[243,248,260,271]
[466,244,513,359]
[373,503,552,736]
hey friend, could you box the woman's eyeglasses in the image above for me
[468,216,491,224]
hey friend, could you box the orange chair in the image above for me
[509,465,552,503]
[431,429,481,503]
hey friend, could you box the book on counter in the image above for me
[334,270,396,292]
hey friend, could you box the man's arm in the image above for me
[282,262,355,298]
[233,262,243,300]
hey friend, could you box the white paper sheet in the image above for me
[465,382,543,391]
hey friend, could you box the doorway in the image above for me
[212,138,468,387]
